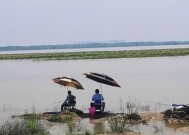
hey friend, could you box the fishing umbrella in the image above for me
[53,76,84,90]
[83,72,121,92]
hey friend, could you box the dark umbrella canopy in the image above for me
[53,76,84,90]
[83,72,121,87]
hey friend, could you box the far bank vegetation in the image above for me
[0,48,189,60]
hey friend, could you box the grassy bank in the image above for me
[1,48,189,60]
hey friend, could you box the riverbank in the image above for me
[14,111,189,135]
[0,48,189,60]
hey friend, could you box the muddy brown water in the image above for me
[1,56,189,134]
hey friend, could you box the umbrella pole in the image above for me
[100,83,103,107]
[100,83,102,95]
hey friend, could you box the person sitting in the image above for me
[90,89,105,112]
[61,90,76,111]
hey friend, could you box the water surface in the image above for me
[0,56,189,134]
[1,44,189,54]
[1,56,189,111]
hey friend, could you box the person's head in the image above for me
[68,90,71,95]
[95,89,99,94]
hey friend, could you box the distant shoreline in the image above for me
[1,41,189,51]
[1,48,189,60]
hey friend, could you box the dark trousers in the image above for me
[61,102,68,111]
[61,102,76,111]
[90,102,105,112]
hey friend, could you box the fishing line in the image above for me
[141,100,171,107]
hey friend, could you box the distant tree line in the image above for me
[0,41,189,51]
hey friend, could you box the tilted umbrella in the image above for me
[83,72,120,112]
[83,72,121,91]
[53,76,84,90]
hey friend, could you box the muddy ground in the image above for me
[17,111,189,135]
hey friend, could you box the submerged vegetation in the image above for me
[108,117,130,133]
[0,48,189,60]
[0,117,49,135]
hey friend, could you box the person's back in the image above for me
[92,93,104,105]
[61,90,76,111]
[68,94,76,106]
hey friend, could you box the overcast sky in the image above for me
[0,0,189,46]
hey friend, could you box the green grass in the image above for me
[107,117,130,133]
[1,48,189,60]
[0,118,49,135]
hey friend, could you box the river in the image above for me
[1,44,189,54]
[0,46,189,134]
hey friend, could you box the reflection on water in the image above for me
[131,121,188,135]
[0,108,27,126]
[48,118,189,135]
[1,56,189,134]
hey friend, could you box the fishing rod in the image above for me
[141,100,171,106]
[142,100,189,107]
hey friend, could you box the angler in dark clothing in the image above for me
[61,90,76,111]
